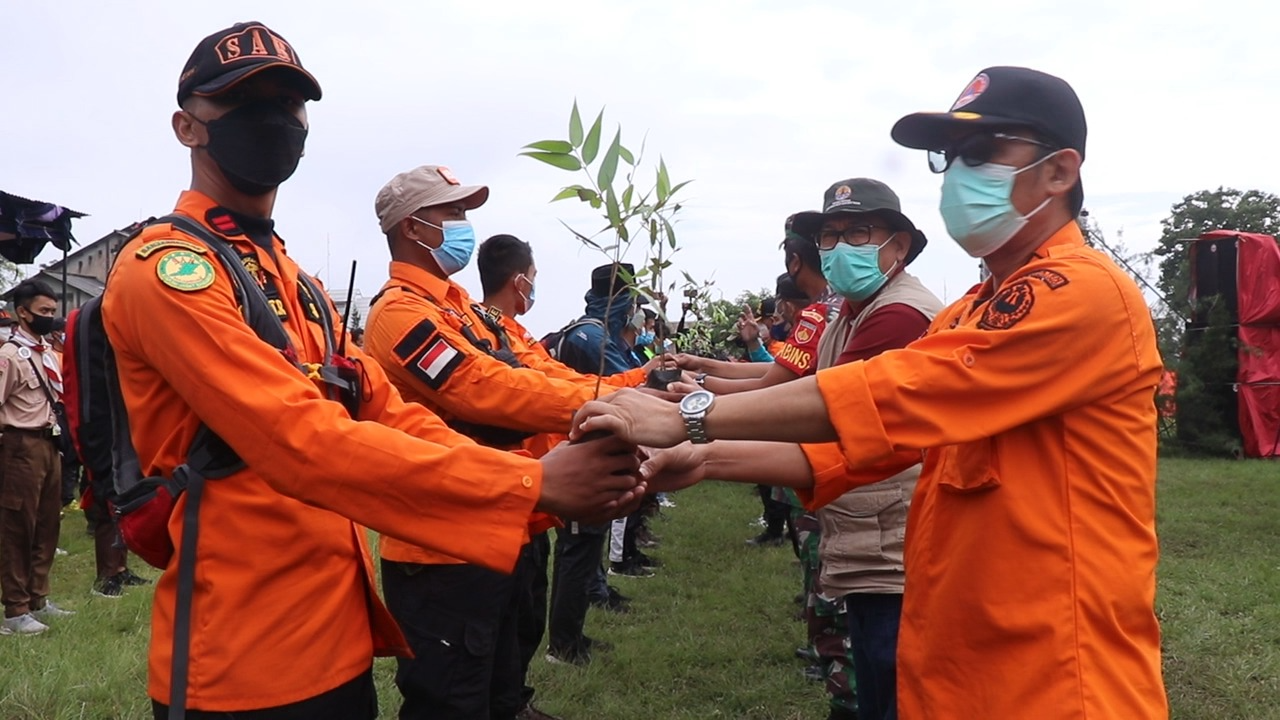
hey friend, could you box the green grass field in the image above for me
[1,458,1276,719]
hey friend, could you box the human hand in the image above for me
[737,305,761,344]
[672,353,705,373]
[571,388,687,449]
[537,434,645,524]
[639,442,707,493]
[640,353,677,375]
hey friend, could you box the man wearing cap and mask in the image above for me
[364,170,659,719]
[791,178,943,720]
[103,22,645,719]
[573,66,1167,719]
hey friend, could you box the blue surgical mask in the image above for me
[413,217,476,276]
[770,323,790,342]
[939,156,1053,257]
[820,238,896,302]
[636,331,655,345]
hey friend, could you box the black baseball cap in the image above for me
[790,178,928,264]
[177,22,322,105]
[775,272,808,302]
[891,66,1086,213]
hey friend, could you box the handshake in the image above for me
[533,376,709,525]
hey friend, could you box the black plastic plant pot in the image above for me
[645,367,683,390]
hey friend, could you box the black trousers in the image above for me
[757,484,788,536]
[151,667,376,719]
[381,560,522,720]
[547,527,604,655]
[516,533,550,707]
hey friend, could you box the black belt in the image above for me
[2,426,57,440]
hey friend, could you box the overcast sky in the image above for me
[4,0,1277,335]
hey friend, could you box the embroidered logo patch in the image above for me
[156,250,216,292]
[793,319,819,345]
[951,72,990,111]
[978,280,1034,330]
[1026,269,1069,290]
[136,238,208,259]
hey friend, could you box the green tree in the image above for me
[1152,188,1280,455]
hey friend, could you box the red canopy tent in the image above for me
[1189,230,1280,457]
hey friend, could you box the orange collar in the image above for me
[387,261,465,307]
[973,221,1085,300]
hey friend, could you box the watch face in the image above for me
[682,390,713,413]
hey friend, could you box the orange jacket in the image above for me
[102,192,542,711]
[801,222,1167,719]
[365,264,643,563]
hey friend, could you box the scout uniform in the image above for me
[0,329,64,625]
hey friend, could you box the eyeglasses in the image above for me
[816,225,890,251]
[927,132,1058,174]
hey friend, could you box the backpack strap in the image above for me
[554,317,605,369]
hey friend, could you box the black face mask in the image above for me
[25,314,55,337]
[200,101,308,196]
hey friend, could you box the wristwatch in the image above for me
[695,372,707,387]
[679,389,716,444]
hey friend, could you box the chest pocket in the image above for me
[935,437,1002,494]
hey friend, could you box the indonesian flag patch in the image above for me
[412,338,463,389]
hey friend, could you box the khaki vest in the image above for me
[817,271,942,597]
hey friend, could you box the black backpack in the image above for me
[63,213,354,720]
[540,317,604,371]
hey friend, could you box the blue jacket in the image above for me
[559,290,642,376]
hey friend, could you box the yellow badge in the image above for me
[135,238,208,259]
[950,111,983,120]
[156,250,216,292]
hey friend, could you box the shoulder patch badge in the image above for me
[408,337,464,390]
[1026,269,1069,290]
[979,280,1035,330]
[793,319,819,345]
[156,250,216,292]
[135,238,209,259]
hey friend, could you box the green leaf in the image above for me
[520,151,582,171]
[560,219,601,250]
[662,217,677,249]
[657,159,671,203]
[650,219,659,242]
[576,188,600,204]
[523,140,574,154]
[598,129,623,190]
[619,145,635,165]
[569,101,584,148]
[618,224,630,243]
[668,179,693,198]
[621,186,634,211]
[583,110,604,165]
[551,187,580,202]
[605,188,622,228]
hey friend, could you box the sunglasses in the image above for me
[928,132,1058,174]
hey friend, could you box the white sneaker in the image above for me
[33,600,76,619]
[2,613,50,635]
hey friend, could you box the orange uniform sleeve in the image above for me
[104,248,541,573]
[367,291,611,434]
[515,337,644,390]
[797,442,921,509]
[813,251,1162,467]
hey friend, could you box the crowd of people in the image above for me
[0,17,1172,720]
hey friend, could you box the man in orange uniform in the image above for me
[574,66,1169,719]
[104,22,642,719]
[364,169,654,719]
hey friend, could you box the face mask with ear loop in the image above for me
[515,273,536,314]
[411,217,476,276]
[938,152,1057,257]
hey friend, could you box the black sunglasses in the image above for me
[928,132,1058,174]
